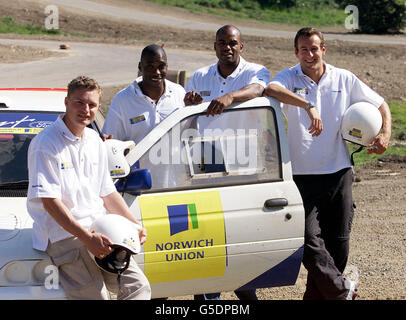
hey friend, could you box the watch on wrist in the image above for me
[304,102,315,111]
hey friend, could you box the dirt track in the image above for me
[1,0,405,300]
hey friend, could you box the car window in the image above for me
[138,107,281,193]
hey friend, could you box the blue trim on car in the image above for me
[237,245,304,290]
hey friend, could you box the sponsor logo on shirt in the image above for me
[60,162,74,170]
[199,90,211,97]
[293,88,308,95]
[129,114,146,124]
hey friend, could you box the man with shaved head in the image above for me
[185,25,271,301]
[102,44,186,143]
[184,25,270,114]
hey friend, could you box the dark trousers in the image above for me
[293,167,355,300]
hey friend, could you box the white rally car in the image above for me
[0,88,304,299]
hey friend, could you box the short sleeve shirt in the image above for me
[271,63,384,174]
[27,116,116,251]
[185,56,271,132]
[102,78,186,144]
[185,56,270,102]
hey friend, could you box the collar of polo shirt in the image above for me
[133,76,173,98]
[57,116,87,142]
[215,56,247,80]
[294,62,331,79]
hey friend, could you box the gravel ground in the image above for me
[0,42,64,63]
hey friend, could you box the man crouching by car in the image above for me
[26,76,151,300]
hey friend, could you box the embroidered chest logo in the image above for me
[293,88,309,95]
[129,114,146,124]
[61,162,74,170]
[199,91,211,97]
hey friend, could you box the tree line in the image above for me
[194,0,405,33]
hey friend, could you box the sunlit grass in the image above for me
[148,0,347,27]
[0,17,87,37]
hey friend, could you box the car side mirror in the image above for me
[115,168,152,195]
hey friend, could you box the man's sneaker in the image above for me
[346,280,359,300]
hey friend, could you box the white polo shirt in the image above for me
[271,63,384,175]
[27,116,116,251]
[185,56,270,132]
[185,56,270,102]
[102,77,186,144]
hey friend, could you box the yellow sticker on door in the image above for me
[139,191,226,283]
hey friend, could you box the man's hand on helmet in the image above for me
[85,231,113,259]
[100,133,114,141]
[138,226,147,246]
[367,133,389,154]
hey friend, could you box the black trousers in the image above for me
[293,167,355,300]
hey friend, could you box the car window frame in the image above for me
[122,98,288,195]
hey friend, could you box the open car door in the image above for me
[117,97,304,298]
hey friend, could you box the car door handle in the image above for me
[264,198,288,209]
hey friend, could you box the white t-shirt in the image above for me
[102,78,186,144]
[27,116,116,251]
[271,63,384,175]
[185,56,270,131]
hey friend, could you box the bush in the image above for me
[339,0,406,34]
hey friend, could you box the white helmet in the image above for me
[104,139,135,178]
[341,102,382,146]
[89,214,142,274]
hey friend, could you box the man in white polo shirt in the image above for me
[102,44,185,144]
[184,25,270,114]
[265,27,392,300]
[27,76,151,300]
[183,24,271,301]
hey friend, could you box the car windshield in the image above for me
[0,111,60,186]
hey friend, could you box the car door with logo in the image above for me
[120,97,304,298]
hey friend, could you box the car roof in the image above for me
[0,88,67,112]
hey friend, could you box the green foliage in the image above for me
[194,0,260,10]
[0,17,61,35]
[349,142,406,166]
[339,0,406,33]
[258,0,338,9]
[388,100,406,141]
[150,0,406,32]
[149,0,347,26]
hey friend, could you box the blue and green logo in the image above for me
[167,204,198,236]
